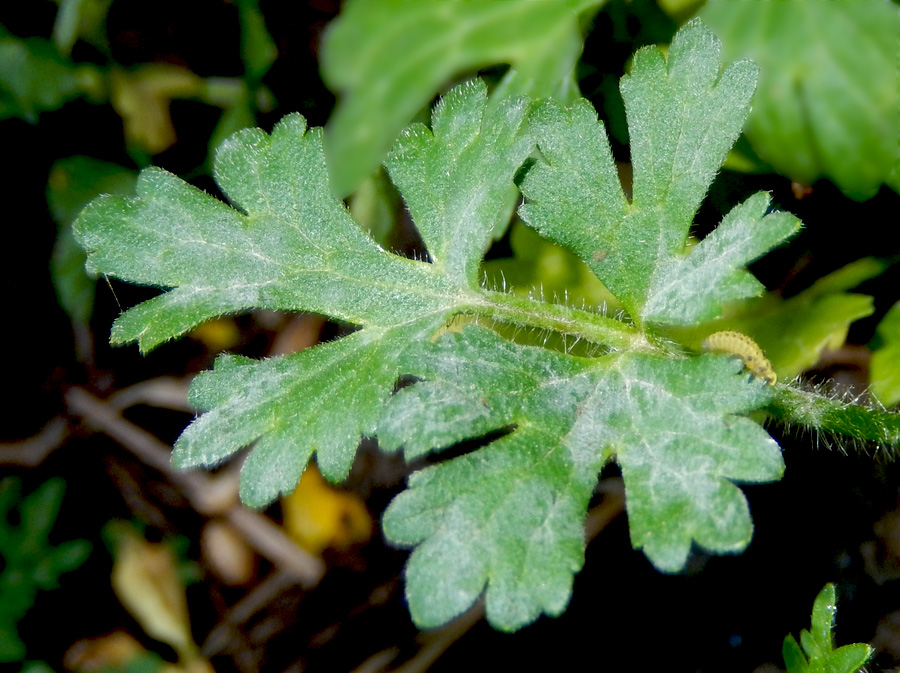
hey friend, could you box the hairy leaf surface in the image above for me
[381,327,780,629]
[76,20,807,631]
[77,80,533,502]
[519,20,800,325]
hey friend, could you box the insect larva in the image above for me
[702,330,777,386]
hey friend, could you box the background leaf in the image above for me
[700,0,900,200]
[48,156,137,327]
[669,258,882,383]
[0,33,102,122]
[870,300,900,406]
[0,478,90,664]
[320,0,596,196]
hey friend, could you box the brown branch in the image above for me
[0,415,69,466]
[65,387,325,585]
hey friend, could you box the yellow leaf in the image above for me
[110,65,201,154]
[109,523,196,661]
[65,630,213,673]
[281,463,372,556]
[64,631,144,671]
[189,318,242,352]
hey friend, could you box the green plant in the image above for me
[0,478,91,663]
[320,0,602,196]
[73,16,900,635]
[783,584,873,673]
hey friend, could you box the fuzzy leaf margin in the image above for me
[74,20,810,632]
[519,18,801,326]
[381,327,782,629]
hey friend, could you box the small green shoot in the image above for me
[782,583,873,673]
[0,478,91,663]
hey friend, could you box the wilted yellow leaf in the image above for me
[110,65,201,154]
[64,631,144,671]
[109,523,198,662]
[282,463,372,556]
[190,318,242,352]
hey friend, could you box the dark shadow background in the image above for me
[3,1,900,671]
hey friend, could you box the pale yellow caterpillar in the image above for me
[702,330,777,386]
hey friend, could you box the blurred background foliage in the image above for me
[2,1,900,671]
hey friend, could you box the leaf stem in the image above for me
[463,289,646,351]
[768,385,900,452]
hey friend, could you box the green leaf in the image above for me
[783,584,873,673]
[0,35,101,122]
[519,18,800,325]
[783,634,809,673]
[809,583,837,653]
[19,479,66,551]
[482,220,616,314]
[75,18,814,631]
[236,0,277,82]
[676,258,882,383]
[829,645,877,673]
[55,0,113,55]
[53,0,114,57]
[320,0,593,196]
[78,116,442,351]
[0,478,91,663]
[77,80,538,504]
[21,662,59,673]
[382,326,781,628]
[348,168,404,247]
[0,623,25,663]
[384,81,534,286]
[48,157,137,326]
[700,0,900,200]
[888,154,900,195]
[175,323,442,506]
[871,300,900,407]
[48,157,138,227]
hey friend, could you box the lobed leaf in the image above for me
[384,80,533,285]
[320,0,591,195]
[175,322,442,506]
[520,19,798,326]
[383,326,782,627]
[783,584,873,673]
[685,258,881,383]
[76,19,815,632]
[77,80,535,506]
[77,115,455,352]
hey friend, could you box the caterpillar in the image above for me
[702,330,777,386]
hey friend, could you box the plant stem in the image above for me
[768,386,900,451]
[462,289,646,351]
